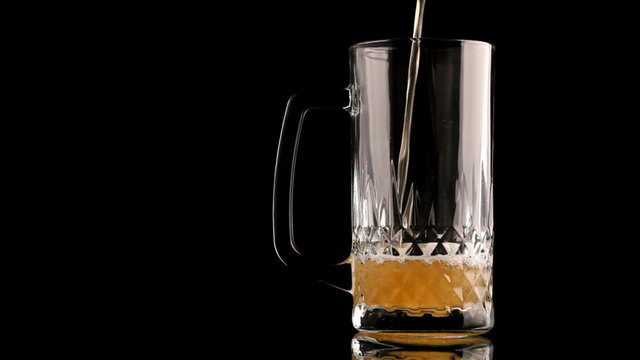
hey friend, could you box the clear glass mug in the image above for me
[273,38,495,335]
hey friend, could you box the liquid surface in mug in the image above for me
[353,257,490,317]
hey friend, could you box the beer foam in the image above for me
[354,253,486,267]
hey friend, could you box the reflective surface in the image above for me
[352,333,492,360]
[259,326,614,359]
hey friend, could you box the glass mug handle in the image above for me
[272,89,351,291]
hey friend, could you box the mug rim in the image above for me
[350,37,495,50]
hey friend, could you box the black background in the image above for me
[118,0,626,357]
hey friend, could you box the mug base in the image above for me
[354,331,491,346]
[352,304,493,336]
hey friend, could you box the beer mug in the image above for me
[273,38,495,335]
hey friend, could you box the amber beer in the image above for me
[352,254,492,331]
[354,258,490,314]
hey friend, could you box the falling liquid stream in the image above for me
[397,0,426,211]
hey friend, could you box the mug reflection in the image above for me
[352,333,492,360]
